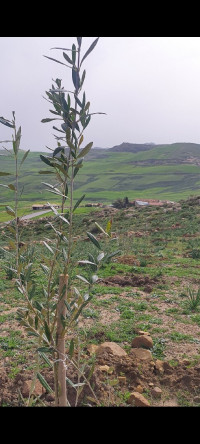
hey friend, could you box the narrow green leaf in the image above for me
[55,78,62,88]
[43,241,54,254]
[8,184,16,191]
[72,43,76,64]
[78,260,97,266]
[0,117,14,128]
[46,202,58,215]
[41,182,59,190]
[35,301,44,312]
[43,55,71,68]
[15,126,21,152]
[38,352,53,368]
[97,252,105,262]
[73,194,85,212]
[41,118,61,123]
[77,142,93,159]
[63,51,73,64]
[6,206,15,217]
[80,69,86,87]
[9,240,16,250]
[61,122,69,132]
[86,232,101,250]
[92,274,99,283]
[36,372,53,393]
[83,115,91,129]
[40,263,50,275]
[94,222,109,237]
[84,101,90,111]
[76,275,90,285]
[58,214,70,225]
[53,146,64,157]
[67,139,76,151]
[20,149,30,168]
[64,300,72,313]
[66,376,76,388]
[49,110,60,116]
[64,182,68,199]
[80,37,99,66]
[37,347,52,353]
[44,321,51,342]
[73,158,84,178]
[40,155,53,167]
[12,140,17,155]
[62,248,68,262]
[72,67,80,90]
[74,95,83,108]
[69,339,74,358]
[77,37,82,48]
[78,134,84,147]
[105,250,121,262]
[73,296,93,321]
[53,126,65,133]
[39,170,55,174]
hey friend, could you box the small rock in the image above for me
[128,392,150,407]
[87,344,99,355]
[130,348,153,361]
[151,386,162,399]
[155,359,165,374]
[137,330,151,336]
[131,335,153,349]
[99,365,113,374]
[96,342,127,358]
[118,376,126,385]
[21,379,44,398]
[136,384,144,393]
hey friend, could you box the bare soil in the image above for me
[1,282,200,407]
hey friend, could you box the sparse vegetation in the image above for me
[1,195,200,406]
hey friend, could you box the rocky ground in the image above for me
[1,198,200,407]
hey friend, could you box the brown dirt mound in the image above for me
[2,349,200,407]
[100,274,161,293]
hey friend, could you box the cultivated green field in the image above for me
[0,142,200,218]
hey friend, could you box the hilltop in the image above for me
[94,141,200,165]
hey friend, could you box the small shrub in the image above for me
[182,287,200,311]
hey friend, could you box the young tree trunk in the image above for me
[55,273,68,406]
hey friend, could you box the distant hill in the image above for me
[108,142,155,153]
[92,142,200,166]
[1,142,200,204]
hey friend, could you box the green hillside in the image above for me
[0,142,200,206]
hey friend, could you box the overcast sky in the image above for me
[1,36,200,152]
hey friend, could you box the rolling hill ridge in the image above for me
[1,142,200,205]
